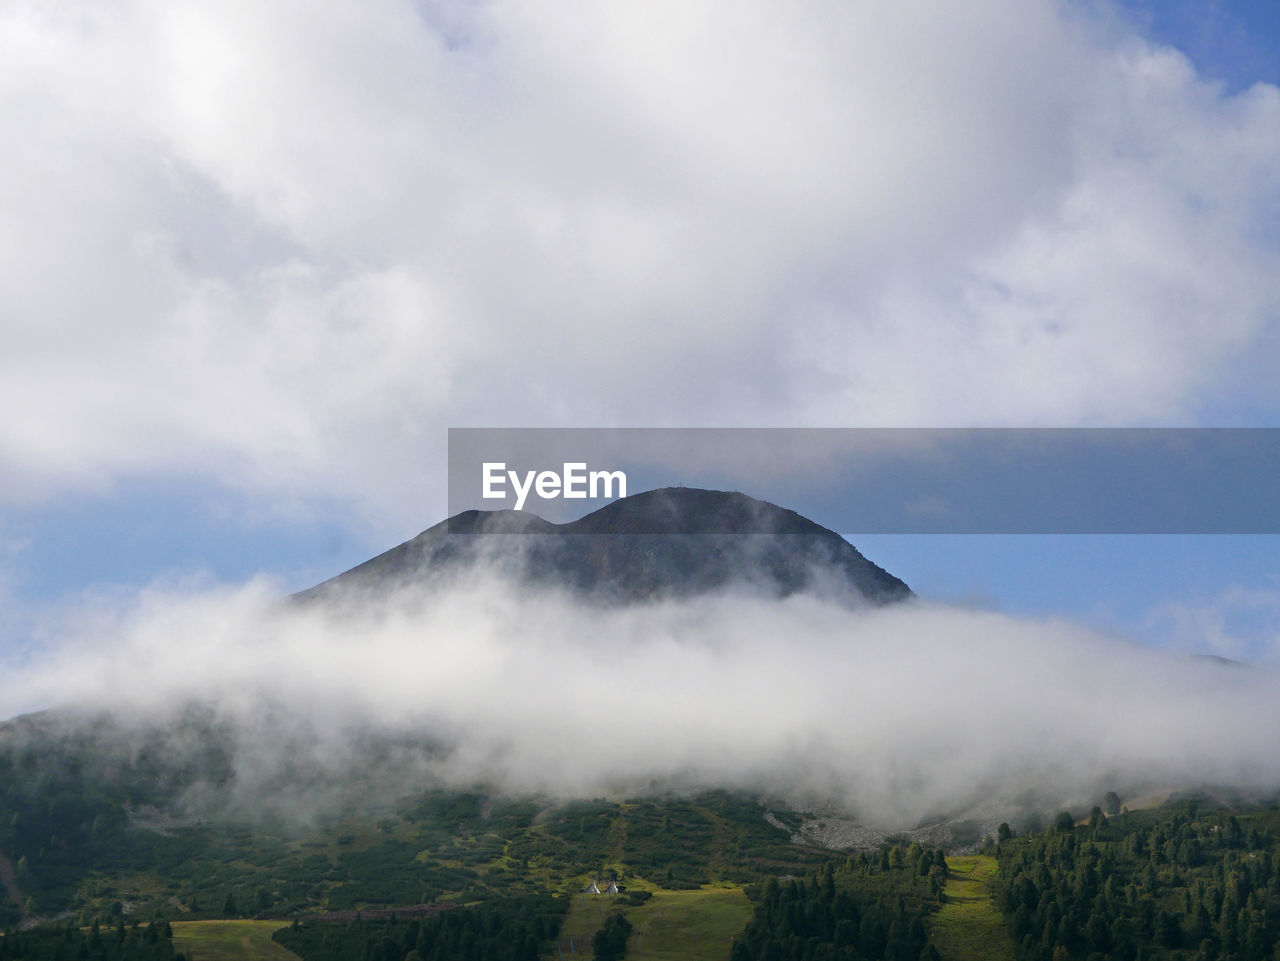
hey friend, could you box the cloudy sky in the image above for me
[2,0,1279,669]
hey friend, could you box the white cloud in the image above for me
[0,0,1278,527]
[4,574,1280,828]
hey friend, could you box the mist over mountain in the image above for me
[298,487,911,606]
[3,485,1280,887]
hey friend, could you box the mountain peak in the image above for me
[300,487,911,605]
[569,487,826,535]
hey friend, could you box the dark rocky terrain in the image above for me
[298,486,912,606]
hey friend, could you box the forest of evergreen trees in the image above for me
[995,799,1280,961]
[728,842,946,961]
[0,920,178,961]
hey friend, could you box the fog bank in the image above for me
[3,573,1276,829]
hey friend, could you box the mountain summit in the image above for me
[301,487,912,605]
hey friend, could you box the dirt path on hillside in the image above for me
[0,848,28,925]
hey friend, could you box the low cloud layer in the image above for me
[4,570,1279,830]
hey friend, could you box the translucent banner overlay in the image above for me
[447,428,1280,533]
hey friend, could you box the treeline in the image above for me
[272,895,566,961]
[729,842,947,961]
[0,710,239,924]
[995,800,1280,961]
[0,920,178,961]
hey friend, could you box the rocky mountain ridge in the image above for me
[299,486,912,606]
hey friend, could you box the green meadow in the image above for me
[556,886,751,961]
[929,856,1014,961]
[172,921,301,961]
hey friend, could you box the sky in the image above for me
[2,0,1280,676]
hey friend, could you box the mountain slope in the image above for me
[299,487,911,605]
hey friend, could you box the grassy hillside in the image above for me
[929,856,1014,961]
[171,922,300,961]
[15,712,1280,960]
[557,887,751,961]
[622,888,751,961]
[0,708,830,926]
